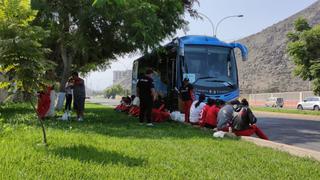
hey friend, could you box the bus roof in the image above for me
[178,35,233,48]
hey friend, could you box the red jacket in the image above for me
[205,105,220,126]
[199,105,210,126]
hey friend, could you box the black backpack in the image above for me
[232,106,257,131]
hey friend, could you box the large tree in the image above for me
[32,0,198,91]
[287,18,320,95]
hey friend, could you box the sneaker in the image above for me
[77,117,83,121]
[146,123,154,127]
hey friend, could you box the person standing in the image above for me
[136,69,156,126]
[71,71,86,121]
[179,78,194,123]
[65,78,73,115]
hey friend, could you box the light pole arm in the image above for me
[197,12,215,37]
[215,15,244,37]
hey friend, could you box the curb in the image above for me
[241,136,320,161]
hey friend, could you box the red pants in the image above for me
[183,100,193,123]
[152,109,170,122]
[234,125,269,140]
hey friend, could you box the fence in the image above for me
[243,91,316,108]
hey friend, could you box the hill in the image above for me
[237,0,320,94]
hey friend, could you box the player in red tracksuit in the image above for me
[179,78,194,123]
[199,98,215,127]
[152,97,170,122]
[232,99,269,140]
[128,96,140,117]
[204,103,221,129]
[37,86,52,119]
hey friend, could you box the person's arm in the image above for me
[189,85,195,101]
[151,88,156,102]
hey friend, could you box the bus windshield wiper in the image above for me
[206,80,235,88]
[193,76,217,85]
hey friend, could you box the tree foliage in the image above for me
[287,18,320,95]
[31,0,198,91]
[0,0,53,94]
[104,84,126,98]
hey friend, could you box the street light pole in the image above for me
[215,15,244,38]
[197,12,215,37]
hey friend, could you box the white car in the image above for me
[297,97,320,111]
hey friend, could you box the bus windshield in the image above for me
[182,45,238,90]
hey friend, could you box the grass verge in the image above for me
[0,103,319,179]
[252,107,320,116]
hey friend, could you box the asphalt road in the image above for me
[255,112,320,152]
[88,98,320,152]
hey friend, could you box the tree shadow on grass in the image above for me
[51,145,145,167]
[45,105,215,140]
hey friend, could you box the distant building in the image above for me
[113,70,132,91]
[113,70,132,84]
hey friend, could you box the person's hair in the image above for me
[131,95,136,101]
[72,71,79,76]
[146,68,153,75]
[230,99,240,105]
[219,99,226,106]
[241,98,249,106]
[207,98,215,106]
[195,93,206,108]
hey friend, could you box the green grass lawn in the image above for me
[0,103,320,179]
[252,107,320,116]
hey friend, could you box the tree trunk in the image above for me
[59,43,73,92]
[30,99,47,146]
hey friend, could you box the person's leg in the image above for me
[139,102,146,123]
[65,94,72,111]
[234,128,255,136]
[146,101,153,124]
[251,125,269,140]
[184,100,192,123]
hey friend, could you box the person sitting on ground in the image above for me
[189,93,206,125]
[128,96,140,117]
[115,97,127,112]
[152,95,170,122]
[203,99,223,129]
[199,98,215,127]
[217,100,240,131]
[122,96,132,113]
[232,98,269,140]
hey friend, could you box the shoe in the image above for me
[146,123,154,127]
[139,122,144,125]
[77,117,83,121]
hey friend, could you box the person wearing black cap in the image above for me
[179,78,194,123]
[136,68,156,126]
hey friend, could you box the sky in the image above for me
[85,0,318,91]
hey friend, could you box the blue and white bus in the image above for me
[132,35,248,111]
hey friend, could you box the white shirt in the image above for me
[132,97,140,106]
[189,100,206,123]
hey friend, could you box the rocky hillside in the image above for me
[237,0,320,94]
